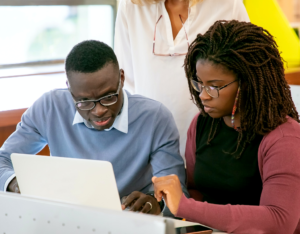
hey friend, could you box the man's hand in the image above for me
[152,175,183,215]
[121,191,161,215]
[7,177,20,193]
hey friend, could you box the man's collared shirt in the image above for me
[72,89,128,134]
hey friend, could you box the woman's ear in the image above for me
[238,78,248,114]
[240,78,247,90]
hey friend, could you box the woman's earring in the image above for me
[231,83,241,131]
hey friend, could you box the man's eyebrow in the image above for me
[75,90,116,101]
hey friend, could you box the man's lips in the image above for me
[92,117,112,127]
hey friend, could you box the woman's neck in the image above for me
[223,113,241,129]
[165,0,189,7]
[164,0,189,39]
[165,0,189,15]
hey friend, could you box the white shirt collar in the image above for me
[72,89,128,134]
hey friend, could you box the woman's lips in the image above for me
[204,106,214,113]
[93,117,112,127]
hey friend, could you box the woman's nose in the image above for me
[199,88,212,101]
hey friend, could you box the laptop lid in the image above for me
[11,153,122,211]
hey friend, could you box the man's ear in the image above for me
[120,69,125,87]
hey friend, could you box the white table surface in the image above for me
[172,219,227,234]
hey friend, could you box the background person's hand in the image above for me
[121,191,161,215]
[152,175,183,215]
[7,177,20,193]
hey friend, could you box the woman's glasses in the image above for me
[191,79,238,98]
[153,14,189,56]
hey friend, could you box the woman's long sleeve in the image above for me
[178,118,300,234]
[114,0,135,93]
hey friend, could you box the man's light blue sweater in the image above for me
[0,89,186,199]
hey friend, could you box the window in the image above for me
[0,0,117,111]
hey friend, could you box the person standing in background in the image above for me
[114,0,249,156]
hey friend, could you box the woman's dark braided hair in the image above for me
[184,20,299,158]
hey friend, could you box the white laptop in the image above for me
[10,153,122,211]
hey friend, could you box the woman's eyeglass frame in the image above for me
[190,79,238,98]
[153,14,189,56]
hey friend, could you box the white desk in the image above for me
[173,219,227,234]
[0,192,226,234]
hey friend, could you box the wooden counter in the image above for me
[285,67,300,85]
[0,108,50,155]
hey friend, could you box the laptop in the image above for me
[10,153,122,211]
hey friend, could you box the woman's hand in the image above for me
[152,175,183,215]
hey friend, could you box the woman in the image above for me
[114,0,249,155]
[152,20,300,234]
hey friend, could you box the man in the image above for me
[0,40,187,215]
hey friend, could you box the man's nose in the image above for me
[91,102,108,116]
[199,88,212,102]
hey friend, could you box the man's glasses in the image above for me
[190,79,238,98]
[153,14,189,56]
[73,76,121,111]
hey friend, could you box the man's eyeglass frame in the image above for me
[191,79,238,98]
[153,14,189,56]
[72,75,122,111]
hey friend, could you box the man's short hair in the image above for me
[65,40,119,75]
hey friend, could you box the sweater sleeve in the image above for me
[0,95,49,191]
[150,104,189,217]
[150,104,187,193]
[177,135,300,234]
[114,0,135,93]
[185,113,203,201]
